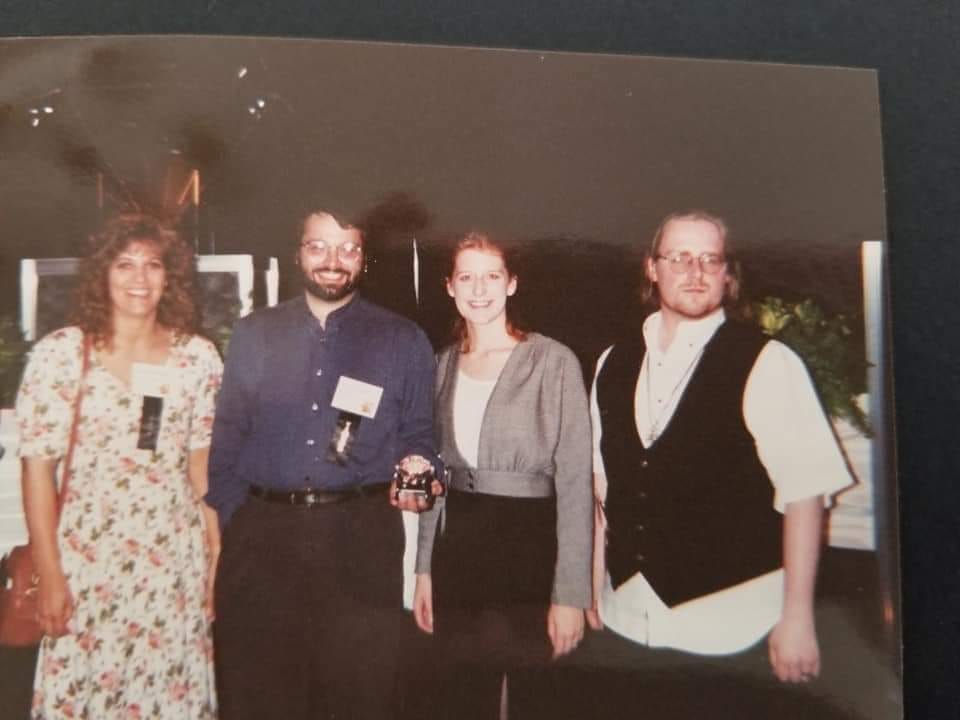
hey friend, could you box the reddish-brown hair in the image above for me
[448,231,527,352]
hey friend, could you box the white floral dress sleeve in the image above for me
[186,337,223,452]
[15,327,84,460]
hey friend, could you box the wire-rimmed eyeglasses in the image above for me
[300,239,363,262]
[654,252,727,275]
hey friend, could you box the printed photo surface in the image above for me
[0,36,898,719]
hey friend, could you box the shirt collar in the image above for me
[642,308,726,355]
[295,292,364,334]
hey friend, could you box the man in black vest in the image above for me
[561,210,858,718]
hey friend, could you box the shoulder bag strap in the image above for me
[56,334,91,518]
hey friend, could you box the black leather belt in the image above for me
[249,483,389,506]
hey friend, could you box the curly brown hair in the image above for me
[70,214,199,348]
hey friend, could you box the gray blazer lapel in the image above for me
[475,335,535,469]
[436,345,470,468]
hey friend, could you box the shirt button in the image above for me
[315,368,323,376]
[635,553,645,562]
[636,524,645,531]
[306,439,316,446]
[639,491,647,499]
[311,403,319,411]
[640,460,649,468]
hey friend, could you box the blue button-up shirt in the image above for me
[206,294,439,528]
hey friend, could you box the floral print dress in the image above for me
[16,327,222,720]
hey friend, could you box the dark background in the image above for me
[0,3,956,718]
[0,36,884,369]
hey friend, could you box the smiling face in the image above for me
[645,217,730,324]
[107,240,167,321]
[447,247,517,329]
[297,212,364,304]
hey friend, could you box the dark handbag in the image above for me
[0,545,42,646]
[0,336,89,646]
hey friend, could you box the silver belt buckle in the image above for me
[303,491,318,506]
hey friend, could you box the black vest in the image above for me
[596,320,782,607]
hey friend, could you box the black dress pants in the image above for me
[525,600,901,720]
[214,493,409,720]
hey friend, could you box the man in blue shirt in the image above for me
[206,206,440,720]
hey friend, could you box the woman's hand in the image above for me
[584,606,604,631]
[201,504,221,622]
[204,554,219,622]
[547,604,584,659]
[37,567,74,638]
[22,457,73,637]
[413,573,434,634]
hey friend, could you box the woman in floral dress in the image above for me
[17,214,222,719]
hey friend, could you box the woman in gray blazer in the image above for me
[411,231,593,719]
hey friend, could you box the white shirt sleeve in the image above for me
[743,339,855,512]
[589,346,614,503]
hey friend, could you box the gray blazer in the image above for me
[416,332,593,609]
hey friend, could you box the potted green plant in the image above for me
[0,316,31,409]
[754,297,870,435]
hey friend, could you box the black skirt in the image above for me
[432,488,558,666]
[401,490,561,719]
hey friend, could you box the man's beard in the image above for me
[302,266,361,302]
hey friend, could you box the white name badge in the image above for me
[330,376,383,419]
[131,363,179,398]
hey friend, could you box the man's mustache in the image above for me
[311,267,349,277]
